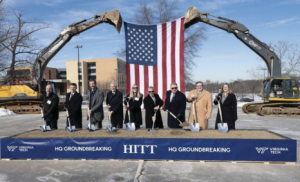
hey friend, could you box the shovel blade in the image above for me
[106,127,112,132]
[126,123,136,131]
[65,127,71,132]
[179,122,190,127]
[86,124,95,131]
[190,123,200,132]
[217,123,229,133]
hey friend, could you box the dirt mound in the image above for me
[11,129,285,139]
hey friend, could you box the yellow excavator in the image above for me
[184,7,300,117]
[0,9,122,114]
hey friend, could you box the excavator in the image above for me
[184,6,300,117]
[0,9,122,114]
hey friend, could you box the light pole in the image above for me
[75,45,82,94]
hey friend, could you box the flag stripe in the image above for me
[180,17,185,92]
[144,66,149,96]
[157,24,162,98]
[171,21,176,83]
[166,22,171,90]
[162,23,167,100]
[175,18,181,89]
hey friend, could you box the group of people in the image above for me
[42,80,238,131]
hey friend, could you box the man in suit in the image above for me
[164,82,186,128]
[106,82,123,128]
[186,81,212,129]
[144,86,164,129]
[43,84,59,129]
[64,83,83,129]
[86,80,104,129]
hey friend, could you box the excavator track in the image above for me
[242,102,263,113]
[255,103,300,117]
[0,100,42,114]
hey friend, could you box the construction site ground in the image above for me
[0,105,299,182]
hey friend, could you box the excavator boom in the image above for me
[184,6,281,78]
[33,9,122,82]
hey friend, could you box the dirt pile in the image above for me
[11,129,285,139]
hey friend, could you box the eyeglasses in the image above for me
[132,87,138,89]
[148,91,154,93]
[171,87,177,90]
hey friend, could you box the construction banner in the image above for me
[1,137,296,162]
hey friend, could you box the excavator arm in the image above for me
[33,9,122,81]
[184,6,281,77]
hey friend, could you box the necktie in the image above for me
[69,93,73,101]
[170,93,174,102]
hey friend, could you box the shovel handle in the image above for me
[192,101,197,124]
[217,100,224,124]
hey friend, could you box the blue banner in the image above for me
[1,138,297,162]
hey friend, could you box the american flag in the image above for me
[124,17,185,101]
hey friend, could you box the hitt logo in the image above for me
[7,146,18,152]
[256,147,268,154]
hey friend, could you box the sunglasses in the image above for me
[171,87,177,90]
[148,91,154,93]
[132,87,138,89]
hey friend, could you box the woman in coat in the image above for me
[214,84,237,130]
[143,86,164,129]
[124,84,143,129]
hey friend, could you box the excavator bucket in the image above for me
[184,6,202,30]
[105,9,122,33]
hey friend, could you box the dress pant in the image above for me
[46,120,58,129]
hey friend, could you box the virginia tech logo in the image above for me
[7,146,18,152]
[256,147,268,154]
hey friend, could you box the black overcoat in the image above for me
[164,90,186,128]
[43,92,59,122]
[65,92,82,128]
[143,94,164,129]
[124,94,143,129]
[214,93,238,129]
[106,90,124,128]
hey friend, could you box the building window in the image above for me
[88,69,96,73]
[78,62,81,66]
[79,75,82,80]
[88,76,96,81]
[78,68,81,73]
[87,62,96,67]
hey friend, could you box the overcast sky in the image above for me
[5,0,300,82]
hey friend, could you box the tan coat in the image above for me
[187,89,212,129]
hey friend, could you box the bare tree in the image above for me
[115,0,207,83]
[0,10,51,79]
[0,0,8,74]
[248,41,300,79]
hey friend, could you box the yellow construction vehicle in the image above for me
[0,10,122,114]
[184,7,300,117]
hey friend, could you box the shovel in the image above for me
[39,106,51,132]
[64,106,75,132]
[86,108,95,131]
[148,110,157,132]
[190,100,200,132]
[217,100,228,133]
[106,110,117,132]
[126,108,136,131]
[165,110,190,127]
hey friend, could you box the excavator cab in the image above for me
[263,78,299,100]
